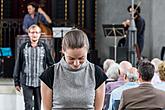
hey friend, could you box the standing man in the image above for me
[23,2,52,33]
[13,24,54,110]
[123,4,145,55]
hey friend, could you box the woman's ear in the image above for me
[61,48,65,54]
[138,71,142,79]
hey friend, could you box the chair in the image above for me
[112,100,120,110]
[103,93,111,110]
[161,46,165,60]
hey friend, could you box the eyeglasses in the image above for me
[29,32,41,34]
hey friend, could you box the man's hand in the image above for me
[38,8,45,15]
[15,86,21,92]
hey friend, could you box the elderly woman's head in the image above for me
[103,59,115,72]
[106,63,120,81]
[126,67,139,82]
[151,58,162,73]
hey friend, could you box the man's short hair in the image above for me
[127,4,141,13]
[138,60,155,81]
[27,2,38,10]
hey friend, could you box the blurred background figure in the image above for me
[109,67,139,110]
[106,63,120,82]
[23,2,52,34]
[122,4,145,55]
[103,59,115,73]
[103,63,119,110]
[105,60,132,94]
[154,61,165,91]
[151,58,162,84]
[118,60,165,110]
[103,61,132,110]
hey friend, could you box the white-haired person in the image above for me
[109,67,139,110]
[118,60,165,110]
[104,61,132,110]
[106,63,120,82]
[103,59,115,73]
[103,63,119,109]
[106,60,132,94]
[154,61,165,91]
[151,58,162,84]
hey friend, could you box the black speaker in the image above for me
[109,47,128,63]
[87,49,100,65]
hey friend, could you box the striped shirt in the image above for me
[24,43,45,87]
[13,41,54,87]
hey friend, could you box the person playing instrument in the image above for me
[23,2,52,33]
[122,4,145,55]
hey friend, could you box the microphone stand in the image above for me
[128,0,137,66]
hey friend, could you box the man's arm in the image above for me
[22,15,29,33]
[13,46,23,91]
[38,8,52,24]
[41,81,53,110]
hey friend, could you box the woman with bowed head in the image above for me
[40,29,107,110]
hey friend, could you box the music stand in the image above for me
[103,24,125,62]
[52,27,72,38]
[52,27,72,62]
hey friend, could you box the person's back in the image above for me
[109,67,139,110]
[119,60,165,110]
[154,61,165,91]
[120,84,165,110]
[103,59,115,73]
[151,58,162,84]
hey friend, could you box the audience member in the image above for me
[151,58,162,84]
[106,63,120,81]
[154,61,165,91]
[118,60,165,110]
[103,59,115,73]
[105,60,132,94]
[109,67,139,110]
[104,61,131,110]
[103,63,119,110]
[39,29,107,110]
